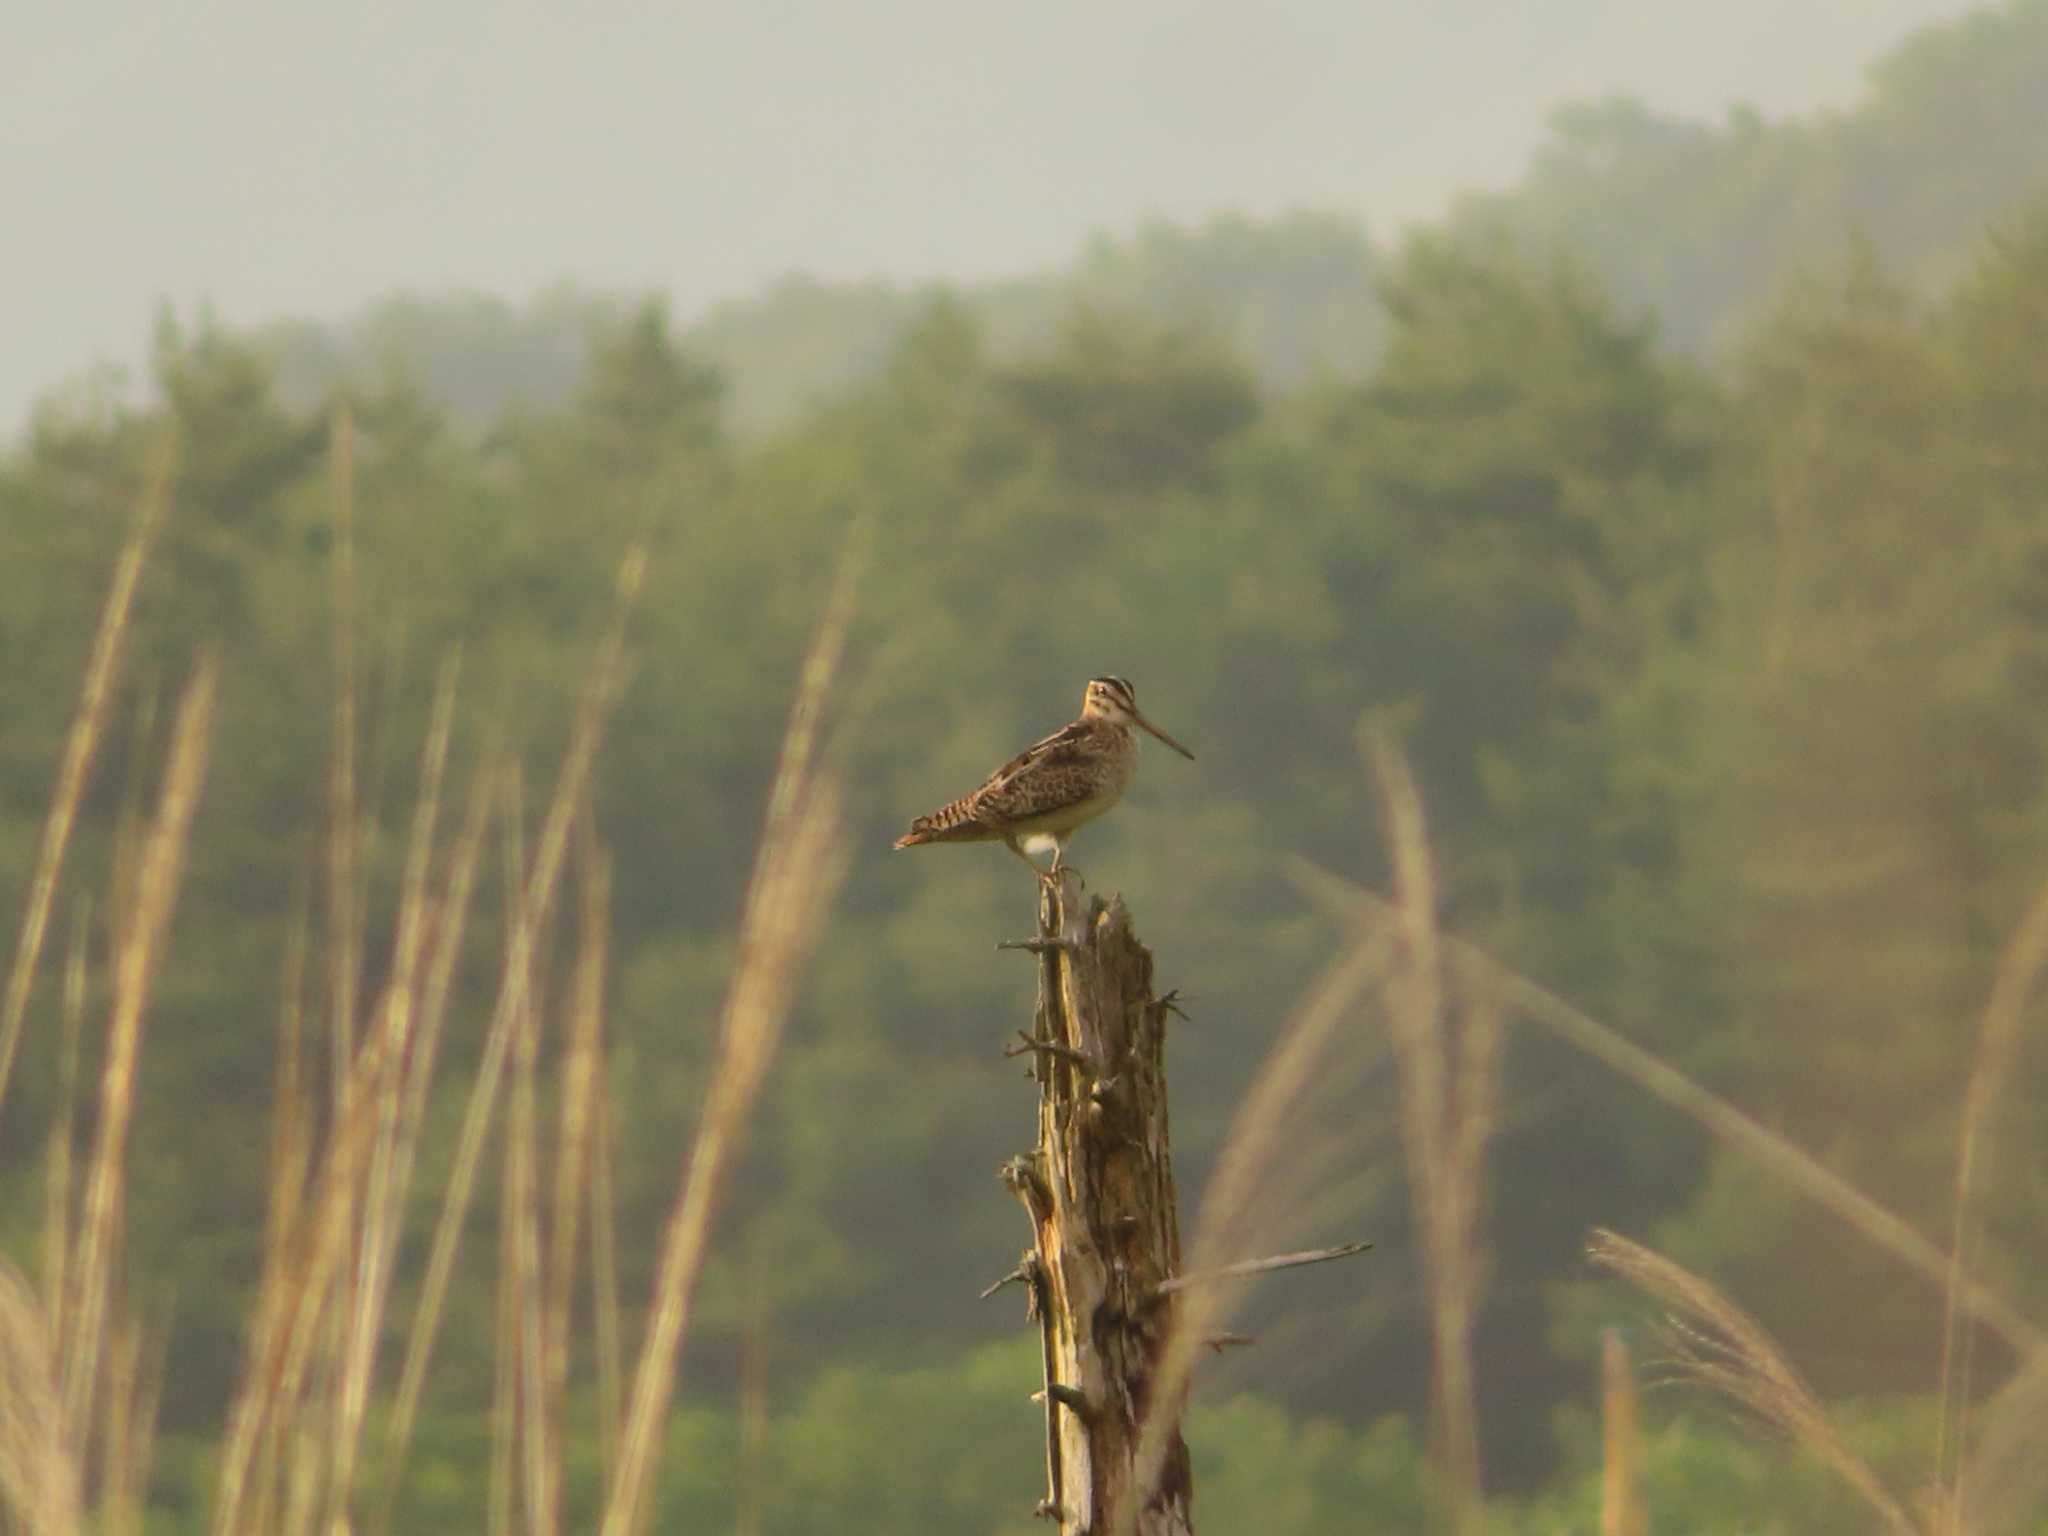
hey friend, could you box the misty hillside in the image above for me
[258,212,1383,436]
[1451,0,2048,350]
[244,0,2048,438]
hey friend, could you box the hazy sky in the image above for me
[3,0,1983,431]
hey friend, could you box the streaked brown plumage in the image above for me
[894,677,1194,874]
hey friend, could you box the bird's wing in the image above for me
[971,722,1095,823]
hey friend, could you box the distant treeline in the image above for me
[242,0,2048,438]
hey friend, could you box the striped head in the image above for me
[1081,676,1195,759]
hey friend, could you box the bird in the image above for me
[894,676,1195,876]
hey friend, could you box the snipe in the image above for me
[894,676,1194,876]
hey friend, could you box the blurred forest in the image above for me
[6,2,2048,1530]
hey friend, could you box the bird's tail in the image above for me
[893,796,986,848]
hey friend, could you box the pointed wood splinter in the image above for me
[998,936,1080,955]
[1153,1240,1372,1297]
[1004,1031,1090,1068]
[980,1254,1041,1300]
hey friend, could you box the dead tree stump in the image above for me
[995,869,1194,1536]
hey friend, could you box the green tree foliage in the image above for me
[998,309,1258,492]
[1511,1399,1952,1536]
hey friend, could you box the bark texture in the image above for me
[1000,869,1193,1536]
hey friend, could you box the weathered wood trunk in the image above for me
[999,870,1193,1536]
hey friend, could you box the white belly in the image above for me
[1017,787,1124,840]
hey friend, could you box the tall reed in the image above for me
[1600,1329,1644,1536]
[41,900,90,1366]
[0,1268,80,1533]
[1125,933,1391,1536]
[598,544,860,1536]
[371,547,646,1523]
[541,819,612,1521]
[1287,858,2048,1361]
[0,437,173,1129]
[324,654,463,1534]
[63,655,218,1448]
[1365,723,1497,1533]
[1589,1228,1918,1535]
[1934,870,2048,1529]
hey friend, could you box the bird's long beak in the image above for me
[1136,711,1196,760]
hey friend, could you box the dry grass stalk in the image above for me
[101,1317,137,1530]
[489,787,537,1536]
[1933,871,2048,1528]
[117,1319,166,1536]
[0,1265,82,1534]
[375,548,647,1520]
[491,776,529,1536]
[216,747,497,1535]
[243,877,310,1536]
[1126,934,1391,1536]
[217,665,465,1536]
[1600,1329,1646,1536]
[62,654,217,1449]
[323,653,462,1532]
[216,1097,345,1524]
[589,1047,625,1480]
[282,1394,324,1536]
[215,985,421,1534]
[321,413,364,1533]
[1588,1228,1917,1536]
[1364,725,1496,1532]
[0,437,173,1130]
[1287,858,2048,1362]
[327,407,362,1099]
[43,899,91,1360]
[385,745,499,1278]
[515,1003,554,1535]
[491,1108,519,1536]
[543,819,612,1513]
[501,787,557,1536]
[106,684,163,966]
[267,876,314,1280]
[597,548,860,1536]
[99,1314,150,1536]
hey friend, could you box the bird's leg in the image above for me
[1047,840,1083,888]
[1006,835,1064,886]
